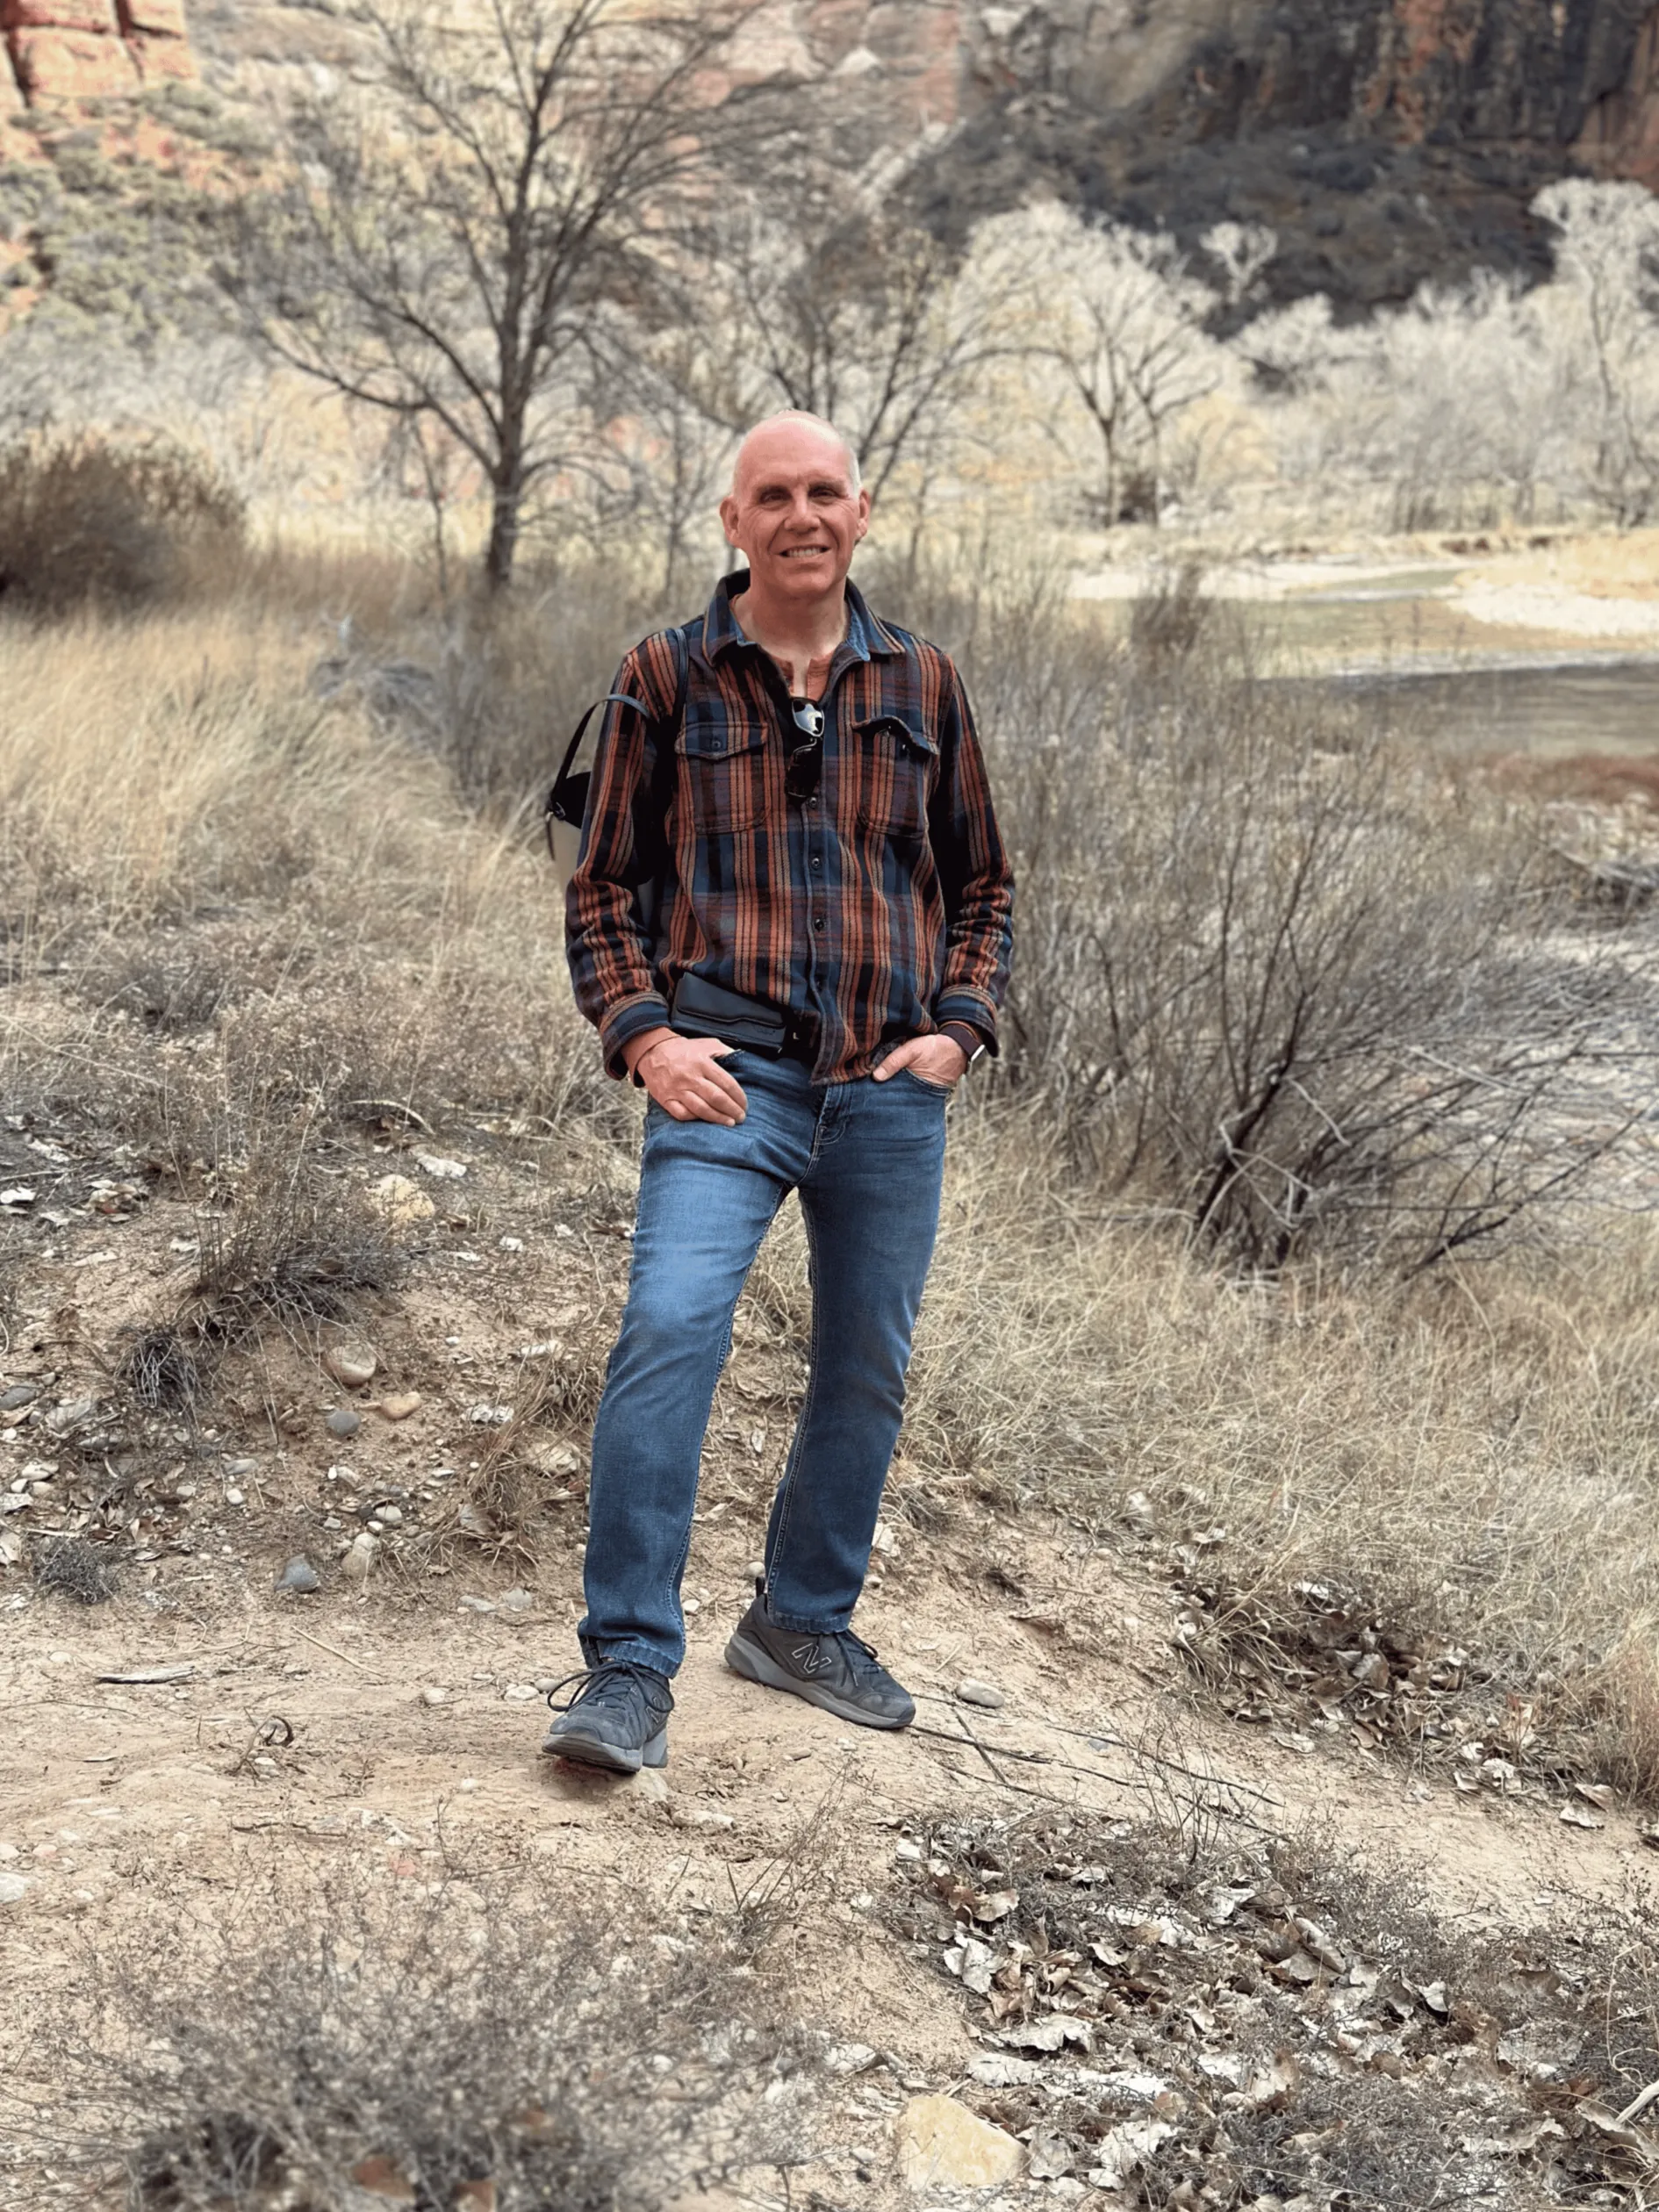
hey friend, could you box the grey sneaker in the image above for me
[541,1661,673,1774]
[724,1583,915,1729]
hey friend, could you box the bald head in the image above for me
[730,411,862,499]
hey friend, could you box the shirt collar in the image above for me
[702,570,903,667]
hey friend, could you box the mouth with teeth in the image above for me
[779,544,830,558]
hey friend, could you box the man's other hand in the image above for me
[631,1031,748,1124]
[873,1034,967,1090]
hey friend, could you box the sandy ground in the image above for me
[1068,528,1659,664]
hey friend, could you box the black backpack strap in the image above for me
[544,626,689,864]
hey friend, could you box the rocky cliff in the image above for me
[5,0,1658,312]
[918,0,1659,308]
[2,0,195,107]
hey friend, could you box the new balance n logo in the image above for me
[790,1641,830,1676]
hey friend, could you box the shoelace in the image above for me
[544,1661,669,1715]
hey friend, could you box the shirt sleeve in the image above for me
[564,636,681,1078]
[927,656,1015,1053]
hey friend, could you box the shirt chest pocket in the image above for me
[677,720,771,834]
[851,713,936,841]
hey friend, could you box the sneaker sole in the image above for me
[723,1627,914,1731]
[540,1724,668,1774]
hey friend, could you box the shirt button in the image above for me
[810,856,822,871]
[812,916,825,933]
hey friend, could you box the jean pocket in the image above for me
[897,1066,954,1096]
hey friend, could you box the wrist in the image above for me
[624,1026,675,1081]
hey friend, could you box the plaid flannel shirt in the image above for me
[565,571,1014,1085]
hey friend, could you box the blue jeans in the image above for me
[579,1051,950,1676]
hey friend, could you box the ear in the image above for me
[854,486,872,541]
[719,492,741,546]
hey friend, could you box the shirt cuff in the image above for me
[600,993,673,1081]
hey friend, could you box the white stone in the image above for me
[894,2097,1023,2190]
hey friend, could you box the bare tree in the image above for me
[969,202,1223,526]
[1533,178,1659,527]
[231,0,775,591]
[681,175,1010,510]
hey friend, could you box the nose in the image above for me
[786,488,815,530]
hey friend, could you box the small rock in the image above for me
[45,1397,98,1438]
[458,1595,497,1614]
[323,1342,378,1390]
[497,1587,534,1614]
[275,1557,320,1595]
[224,1488,245,1508]
[412,1151,467,1181]
[502,1683,539,1701]
[374,1392,423,1422]
[0,1872,30,1908]
[341,1533,378,1584]
[894,2096,1023,2190]
[223,1457,257,1478]
[0,1385,40,1411]
[327,1409,363,1440]
[499,1235,524,1253]
[377,1504,404,1527]
[367,1174,436,1227]
[957,1678,1006,1710]
[422,1686,449,1706]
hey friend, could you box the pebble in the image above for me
[275,1557,320,1594]
[45,1397,98,1437]
[421,1686,449,1706]
[368,1173,435,1226]
[377,1504,404,1527]
[957,1678,1007,1710]
[327,1409,362,1440]
[223,1457,257,1478]
[375,1392,422,1422]
[224,1488,245,1508]
[412,1151,467,1181]
[458,1595,496,1615]
[0,1385,39,1411]
[0,1873,29,1907]
[501,1683,539,1701]
[497,1587,533,1614]
[323,1342,377,1390]
[341,1532,378,1584]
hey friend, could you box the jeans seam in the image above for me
[765,1200,824,1595]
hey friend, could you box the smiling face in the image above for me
[719,414,870,611]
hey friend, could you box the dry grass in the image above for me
[6,1851,816,2209]
[4,578,1657,1799]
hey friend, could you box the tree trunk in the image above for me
[485,476,521,592]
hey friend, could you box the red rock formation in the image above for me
[2,0,194,106]
[1578,4,1659,187]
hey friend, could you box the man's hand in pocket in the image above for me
[628,1031,749,1124]
[873,1034,968,1090]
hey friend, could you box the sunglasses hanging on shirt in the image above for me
[785,696,825,805]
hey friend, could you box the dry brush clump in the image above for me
[893,1807,1659,2208]
[0,434,246,615]
[11,1856,816,2211]
[970,589,1652,1272]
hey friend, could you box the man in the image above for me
[548,410,1013,1774]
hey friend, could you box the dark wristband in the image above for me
[941,1022,988,1066]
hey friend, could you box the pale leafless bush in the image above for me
[973,584,1649,1271]
[12,1856,815,2209]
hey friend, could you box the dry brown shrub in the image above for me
[0,434,245,614]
